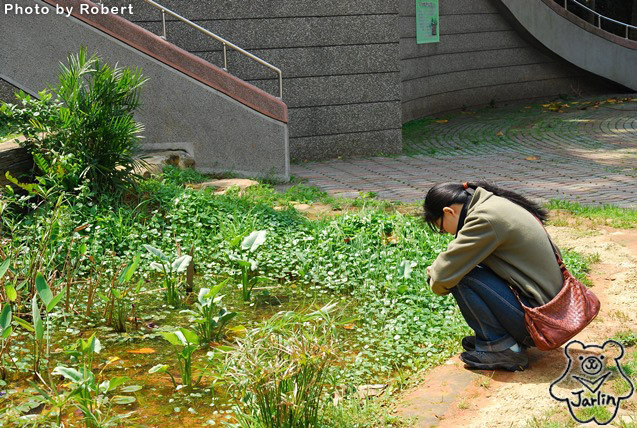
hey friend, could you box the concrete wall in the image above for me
[109,0,403,161]
[399,0,618,122]
[1,0,289,180]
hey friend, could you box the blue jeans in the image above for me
[450,265,539,352]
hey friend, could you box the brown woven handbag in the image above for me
[509,223,601,351]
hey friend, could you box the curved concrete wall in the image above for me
[501,0,637,91]
[399,0,617,122]
[1,0,289,180]
[109,0,403,162]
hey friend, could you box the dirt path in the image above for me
[396,222,637,427]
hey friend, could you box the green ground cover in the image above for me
[0,167,470,426]
[0,169,595,426]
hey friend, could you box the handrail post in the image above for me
[161,9,167,40]
[223,43,228,71]
[278,72,283,99]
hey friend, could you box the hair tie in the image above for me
[463,182,469,190]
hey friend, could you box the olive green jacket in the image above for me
[429,187,563,305]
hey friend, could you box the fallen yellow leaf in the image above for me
[496,131,504,137]
[525,156,540,161]
[435,119,448,124]
[128,348,156,354]
[342,324,356,330]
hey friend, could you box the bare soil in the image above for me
[395,219,637,427]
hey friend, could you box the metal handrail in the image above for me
[561,0,637,39]
[141,0,283,99]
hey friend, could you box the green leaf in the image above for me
[149,262,166,272]
[0,305,11,332]
[178,328,199,345]
[160,332,184,347]
[107,376,130,391]
[1,326,11,339]
[81,334,102,355]
[32,296,43,341]
[35,273,53,307]
[46,291,64,312]
[398,260,416,280]
[118,255,140,285]
[241,230,267,252]
[148,364,168,374]
[52,366,83,383]
[172,255,192,273]
[0,258,10,278]
[144,244,168,261]
[112,396,136,405]
[50,220,60,243]
[229,235,243,248]
[219,312,237,324]
[5,285,16,302]
[5,171,39,194]
[197,288,211,306]
[14,316,34,332]
[120,385,142,393]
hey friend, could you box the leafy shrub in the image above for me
[0,47,148,195]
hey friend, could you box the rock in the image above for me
[189,178,259,195]
[292,203,311,211]
[356,384,388,399]
[136,150,195,178]
[0,141,32,186]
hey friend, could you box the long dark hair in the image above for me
[422,181,548,232]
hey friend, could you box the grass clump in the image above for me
[547,200,637,229]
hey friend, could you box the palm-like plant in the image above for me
[53,47,148,192]
[1,47,148,195]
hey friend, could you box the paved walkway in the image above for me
[291,95,637,208]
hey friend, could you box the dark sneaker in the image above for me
[460,348,529,371]
[462,336,476,352]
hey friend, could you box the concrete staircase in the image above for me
[0,0,290,180]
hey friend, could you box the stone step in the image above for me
[0,140,32,186]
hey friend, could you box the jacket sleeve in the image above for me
[429,214,500,296]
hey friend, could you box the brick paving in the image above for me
[291,95,637,208]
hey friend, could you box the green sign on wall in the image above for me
[416,0,439,44]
